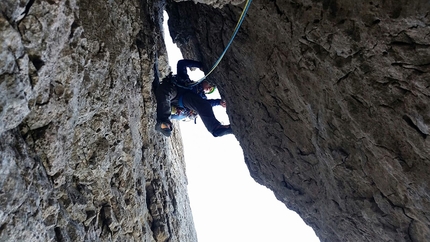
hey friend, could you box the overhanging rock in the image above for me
[166,0,430,241]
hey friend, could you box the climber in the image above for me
[154,59,232,137]
[170,83,226,122]
[153,59,199,122]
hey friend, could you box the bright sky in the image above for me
[163,11,320,242]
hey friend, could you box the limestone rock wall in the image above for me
[166,0,430,241]
[0,0,197,241]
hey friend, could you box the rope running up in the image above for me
[191,0,253,86]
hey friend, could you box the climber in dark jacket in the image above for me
[155,59,231,137]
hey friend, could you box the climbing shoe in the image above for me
[212,125,233,137]
[155,122,172,137]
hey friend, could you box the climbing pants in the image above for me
[155,81,221,133]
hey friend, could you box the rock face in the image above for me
[1,0,196,241]
[2,0,430,241]
[166,0,430,241]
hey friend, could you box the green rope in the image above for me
[195,0,253,84]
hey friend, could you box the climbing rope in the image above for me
[172,0,253,88]
[197,0,253,83]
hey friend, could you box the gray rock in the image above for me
[166,0,430,241]
[3,0,429,241]
[1,0,196,241]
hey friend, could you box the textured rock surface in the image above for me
[2,0,430,241]
[0,0,197,241]
[166,0,430,241]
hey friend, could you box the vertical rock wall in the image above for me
[0,0,197,241]
[166,0,430,241]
